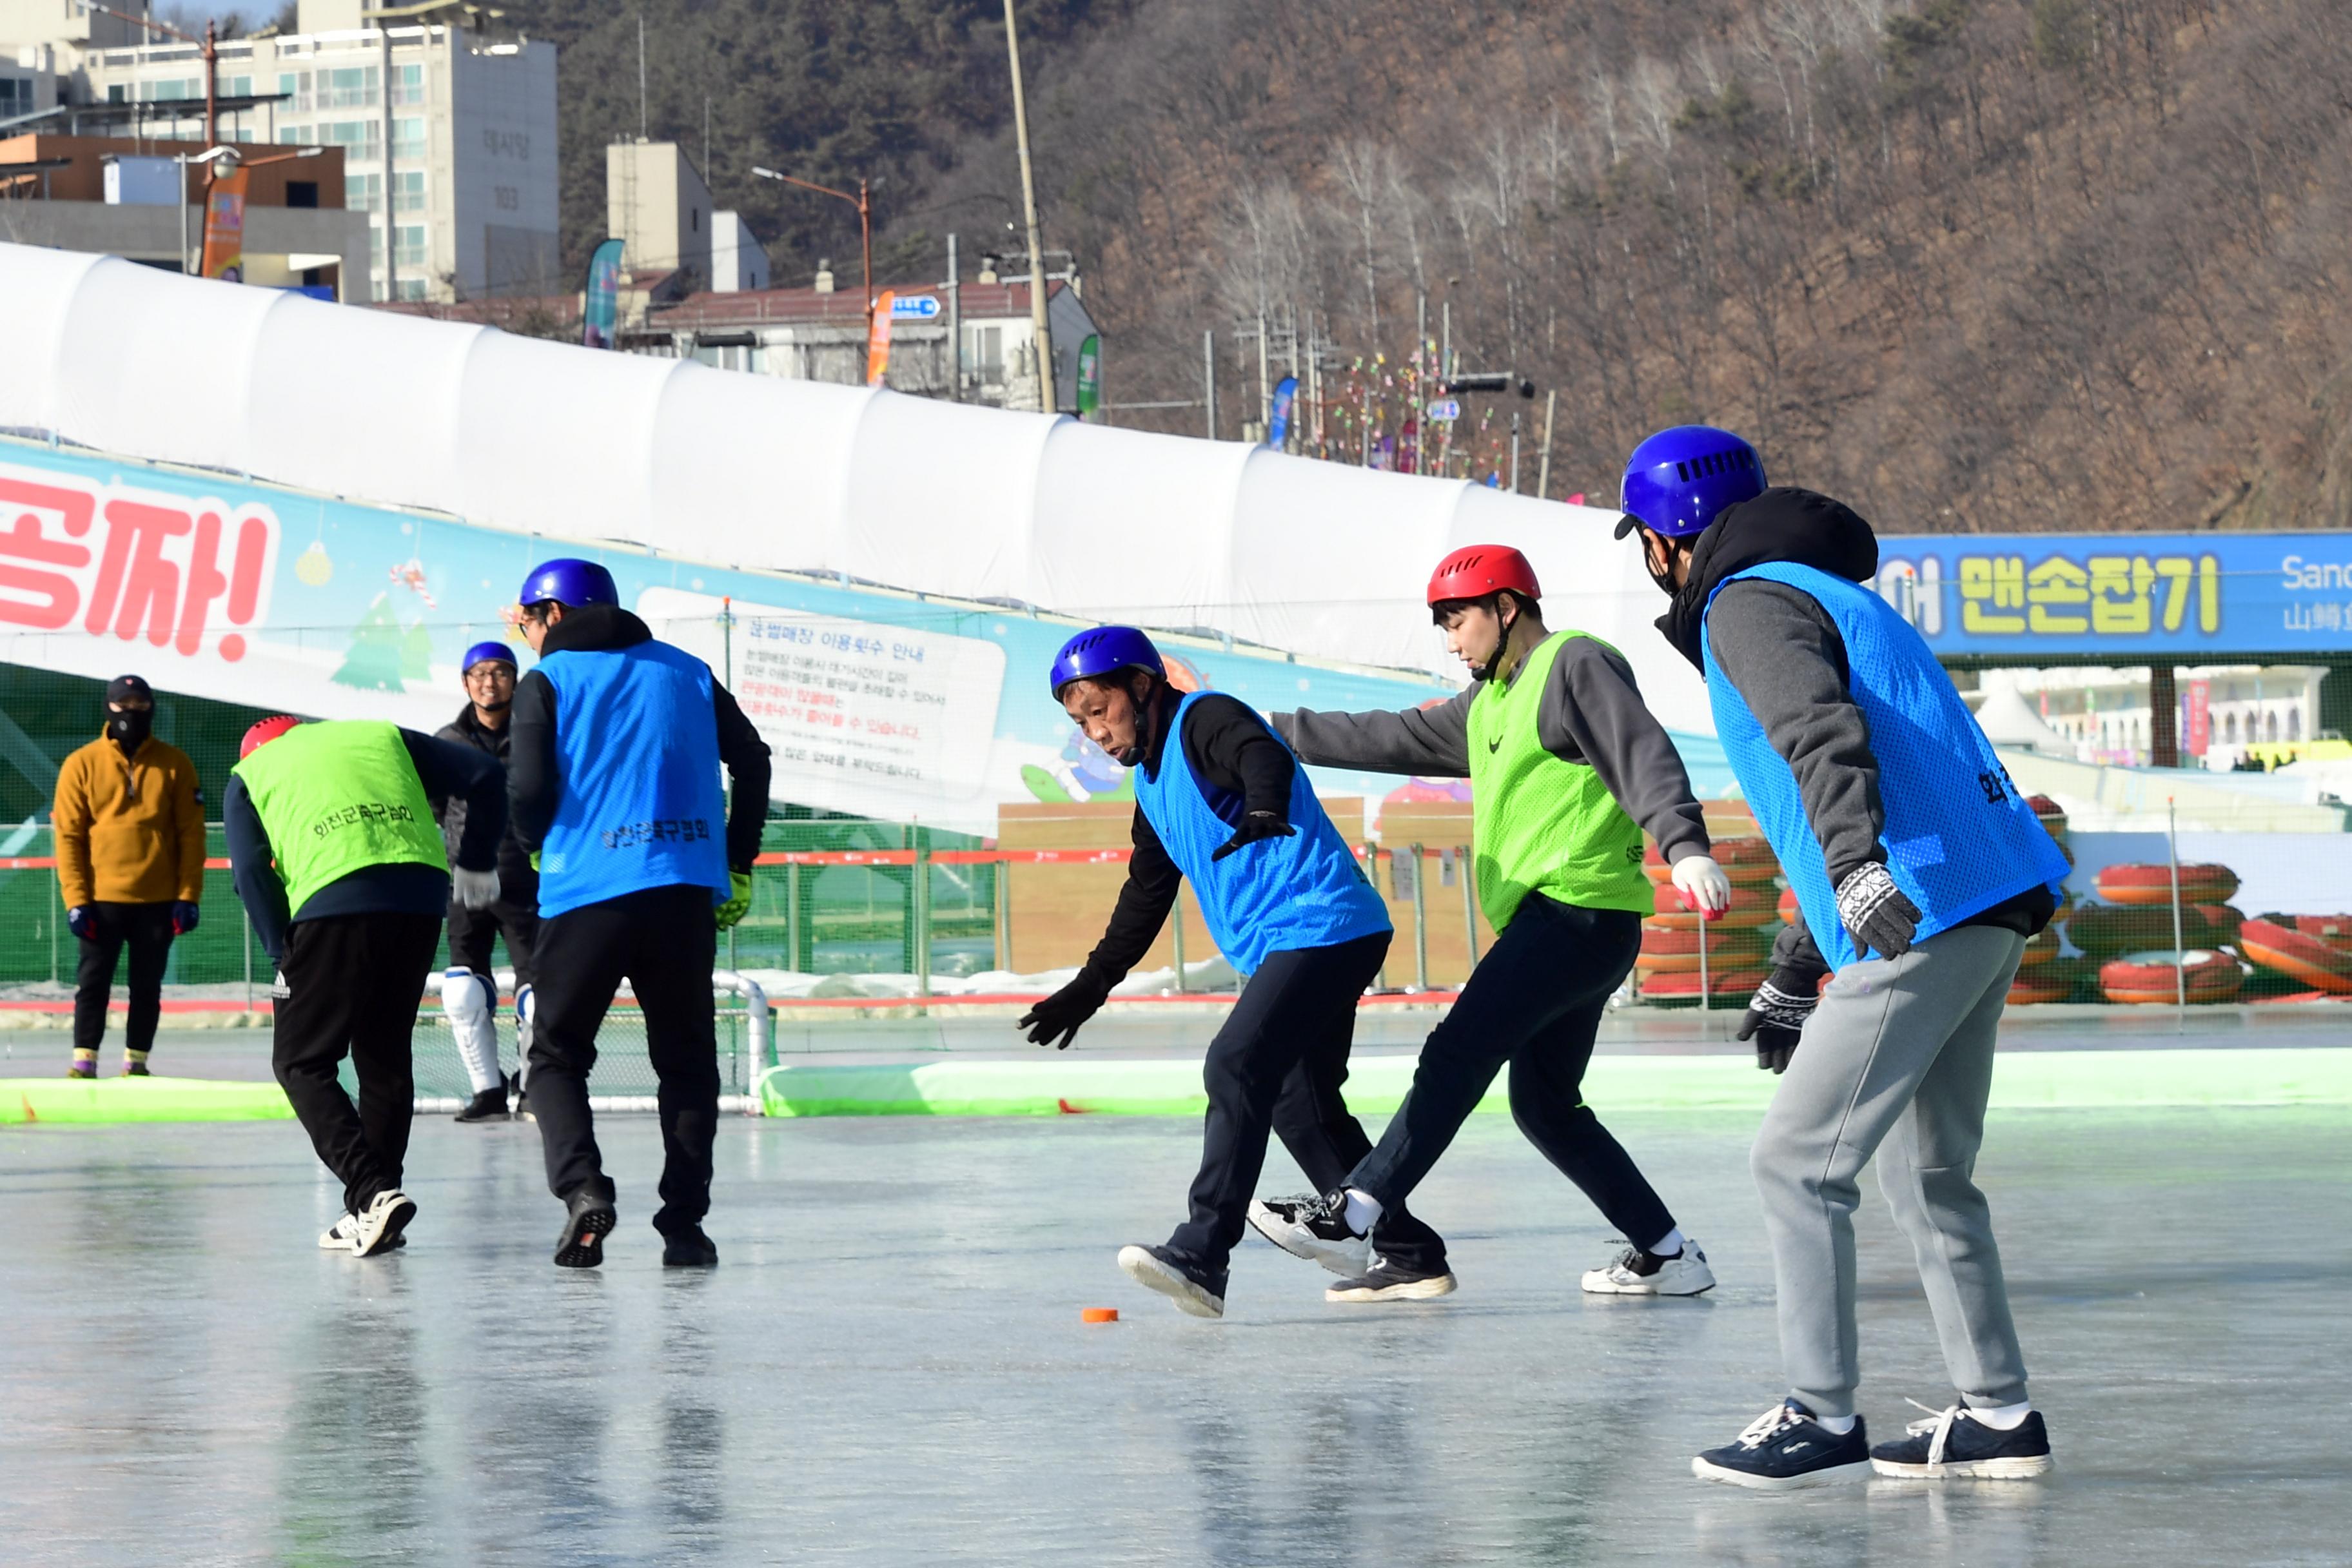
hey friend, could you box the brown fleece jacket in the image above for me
[52,732,206,909]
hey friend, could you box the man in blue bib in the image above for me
[506,558,771,1271]
[1023,627,1446,1318]
[1620,427,2066,1489]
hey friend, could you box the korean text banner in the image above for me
[1872,533,2352,657]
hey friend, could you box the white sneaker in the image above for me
[318,1213,360,1251]
[1582,1237,1716,1295]
[349,1188,416,1257]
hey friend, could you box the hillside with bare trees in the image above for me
[905,0,2352,534]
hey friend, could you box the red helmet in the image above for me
[240,716,302,758]
[1427,545,1540,607]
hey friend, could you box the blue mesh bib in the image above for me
[1703,562,2068,969]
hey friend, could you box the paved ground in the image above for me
[3,1097,2346,1564]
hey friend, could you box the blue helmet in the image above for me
[1613,425,1766,540]
[461,640,517,674]
[1050,625,1164,700]
[517,557,619,609]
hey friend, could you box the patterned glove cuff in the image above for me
[1750,979,1819,1029]
[1834,861,1903,928]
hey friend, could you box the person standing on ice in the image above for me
[226,715,507,1257]
[1616,426,2066,1489]
[504,558,769,1271]
[1021,626,1451,1317]
[431,640,542,1124]
[1246,545,1730,1299]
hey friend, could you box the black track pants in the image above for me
[74,901,175,1057]
[272,911,443,1215]
[527,883,720,1235]
[1166,930,1447,1273]
[1348,894,1677,1253]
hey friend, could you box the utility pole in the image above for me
[638,13,648,139]
[1509,410,1522,494]
[1255,311,1269,431]
[381,19,396,301]
[946,233,963,402]
[1536,389,1557,499]
[1202,328,1217,439]
[1003,0,1055,413]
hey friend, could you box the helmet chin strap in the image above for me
[1474,595,1516,685]
[1114,674,1164,769]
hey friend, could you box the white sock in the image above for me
[1812,1411,1857,1435]
[1647,1226,1685,1259]
[1967,1399,2033,1430]
[1341,1188,1382,1237]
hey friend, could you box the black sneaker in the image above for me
[661,1226,720,1268]
[453,1085,509,1122]
[1692,1400,1870,1489]
[1246,1190,1371,1277]
[66,1061,95,1080]
[1326,1255,1458,1302]
[554,1187,617,1269]
[1116,1244,1228,1318]
[122,1059,151,1077]
[1872,1402,2053,1479]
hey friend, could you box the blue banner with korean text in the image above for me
[1871,534,2352,656]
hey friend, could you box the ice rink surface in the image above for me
[3,1093,2347,1564]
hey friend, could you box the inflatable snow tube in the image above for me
[2095,863,2239,906]
[1776,885,1800,925]
[1632,926,1773,974]
[1647,884,1776,931]
[2026,794,2068,838]
[2273,914,2352,951]
[2016,927,2062,967]
[1642,837,1781,887]
[2236,919,2352,995]
[1638,967,1767,1007]
[2065,902,2227,958]
[2008,962,2077,1005]
[2195,904,2244,947]
[2099,950,2244,1004]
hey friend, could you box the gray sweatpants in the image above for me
[1750,923,2030,1419]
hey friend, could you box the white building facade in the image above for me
[37,5,553,302]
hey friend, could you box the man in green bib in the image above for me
[225,716,508,1257]
[1248,545,1731,1297]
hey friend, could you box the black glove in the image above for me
[1211,810,1295,862]
[1737,971,1819,1074]
[171,901,201,936]
[1834,861,1922,960]
[1017,972,1111,1050]
[66,905,96,941]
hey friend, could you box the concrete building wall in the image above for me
[607,140,710,291]
[0,199,369,289]
[0,0,147,50]
[447,40,557,296]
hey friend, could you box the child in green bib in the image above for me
[1246,545,1730,1299]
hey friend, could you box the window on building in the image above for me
[320,120,379,156]
[2289,709,2303,742]
[2226,712,2239,743]
[286,181,318,209]
[0,79,25,115]
[2266,710,2280,742]
[278,71,311,113]
[349,170,426,213]
[277,124,307,145]
[392,63,424,106]
[392,116,426,155]
[319,66,378,110]
[370,224,428,269]
[975,324,1003,380]
[107,83,128,103]
[226,75,253,98]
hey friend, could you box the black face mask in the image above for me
[108,709,153,752]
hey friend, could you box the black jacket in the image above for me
[1079,691,1302,992]
[506,604,773,877]
[1667,487,2052,980]
[225,728,505,965]
[432,702,539,891]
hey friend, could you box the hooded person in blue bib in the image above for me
[1023,627,1447,1318]
[1619,426,2067,1489]
[505,558,771,1271]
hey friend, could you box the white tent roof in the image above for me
[1974,685,2074,754]
[0,242,1710,732]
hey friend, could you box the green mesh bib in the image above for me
[1466,630,1650,929]
[231,721,447,914]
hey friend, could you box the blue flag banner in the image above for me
[1267,376,1298,450]
[582,238,625,350]
[1872,533,2352,656]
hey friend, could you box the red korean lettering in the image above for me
[0,476,96,630]
[87,498,191,643]
[174,511,233,656]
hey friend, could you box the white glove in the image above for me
[1670,854,1731,915]
[453,866,502,910]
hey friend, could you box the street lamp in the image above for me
[172,144,323,279]
[751,165,872,364]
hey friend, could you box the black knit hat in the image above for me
[105,675,153,707]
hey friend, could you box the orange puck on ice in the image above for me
[1081,1307,1119,1323]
